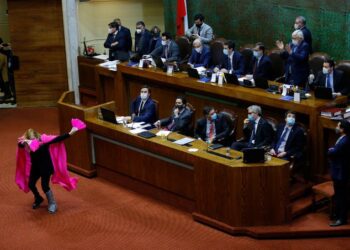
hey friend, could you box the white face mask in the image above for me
[322,67,330,75]
[161,40,167,46]
[294,23,300,30]
[253,51,262,58]
[140,93,148,100]
[108,28,113,34]
[136,29,142,34]
[223,48,228,55]
[195,47,202,53]
[292,39,299,46]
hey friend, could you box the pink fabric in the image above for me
[15,134,78,193]
[71,118,86,131]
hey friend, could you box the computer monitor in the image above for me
[100,108,117,124]
[314,87,333,100]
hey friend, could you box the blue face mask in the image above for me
[286,117,295,126]
[211,113,217,121]
[248,114,255,122]
[223,49,228,55]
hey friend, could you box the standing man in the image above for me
[276,30,310,86]
[186,13,213,45]
[114,18,132,51]
[103,22,129,61]
[150,32,180,63]
[328,120,350,227]
[188,39,211,68]
[294,16,312,53]
[134,21,152,58]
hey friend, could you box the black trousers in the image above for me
[28,167,51,197]
[333,179,349,222]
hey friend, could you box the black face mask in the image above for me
[176,104,184,110]
[152,32,160,38]
[196,23,202,28]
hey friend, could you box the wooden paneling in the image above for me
[7,0,68,106]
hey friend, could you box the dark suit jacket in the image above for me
[135,29,152,57]
[243,117,274,148]
[194,114,231,143]
[188,46,211,68]
[148,37,162,54]
[131,96,156,124]
[272,123,305,160]
[328,135,350,181]
[160,107,193,135]
[248,55,273,80]
[220,51,245,76]
[281,40,310,86]
[150,40,180,62]
[313,69,348,95]
[120,26,132,51]
[104,29,130,61]
[300,26,312,54]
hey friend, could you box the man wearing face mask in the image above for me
[148,26,162,54]
[154,96,193,136]
[194,106,231,145]
[150,32,180,63]
[276,30,310,87]
[231,105,274,151]
[134,21,152,58]
[247,42,273,80]
[125,86,156,124]
[214,40,245,76]
[188,39,211,68]
[114,18,132,51]
[269,111,305,161]
[328,119,350,227]
[103,22,129,61]
[294,16,312,54]
[185,13,213,44]
[311,59,347,97]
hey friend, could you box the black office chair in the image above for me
[268,48,285,82]
[209,40,225,67]
[309,52,329,75]
[219,109,238,146]
[175,36,191,65]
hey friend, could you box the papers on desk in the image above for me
[93,54,109,60]
[195,66,206,74]
[238,76,255,84]
[129,128,147,134]
[116,116,125,124]
[127,122,151,129]
[280,95,293,101]
[173,137,195,146]
[156,130,171,137]
[99,60,119,70]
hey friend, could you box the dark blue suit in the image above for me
[250,55,273,80]
[313,69,348,95]
[328,135,350,222]
[194,114,231,144]
[188,46,211,68]
[160,107,193,136]
[221,51,245,76]
[150,40,180,63]
[300,26,312,54]
[272,123,305,160]
[104,29,130,61]
[281,41,310,86]
[131,97,156,124]
[148,37,162,54]
[135,30,152,57]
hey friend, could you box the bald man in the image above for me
[188,39,211,68]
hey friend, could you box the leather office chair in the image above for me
[268,48,285,82]
[186,102,196,137]
[309,52,329,75]
[175,36,191,64]
[153,99,159,121]
[240,48,254,75]
[335,60,350,86]
[219,109,238,146]
[210,40,225,67]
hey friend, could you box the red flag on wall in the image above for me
[176,0,188,36]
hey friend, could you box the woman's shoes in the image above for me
[32,196,44,209]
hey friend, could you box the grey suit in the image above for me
[150,40,180,63]
[186,23,214,44]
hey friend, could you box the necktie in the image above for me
[208,122,215,141]
[198,27,201,36]
[275,127,289,152]
[326,74,331,88]
[138,101,145,116]
[248,123,256,146]
[228,56,232,71]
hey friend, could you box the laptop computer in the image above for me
[254,76,269,89]
[153,56,165,69]
[242,148,265,163]
[187,67,200,79]
[100,108,117,124]
[314,87,333,99]
[224,73,239,85]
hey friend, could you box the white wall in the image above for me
[0,0,9,42]
[78,0,164,55]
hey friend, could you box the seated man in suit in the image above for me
[246,42,273,80]
[148,26,162,54]
[185,13,213,45]
[150,32,180,63]
[134,21,152,58]
[231,105,274,151]
[214,40,245,76]
[188,39,211,68]
[124,86,156,124]
[103,22,129,61]
[269,111,305,161]
[276,30,310,86]
[311,58,348,97]
[328,119,350,227]
[114,18,132,52]
[154,96,193,135]
[195,106,231,145]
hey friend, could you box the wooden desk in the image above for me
[94,63,347,178]
[82,103,289,231]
